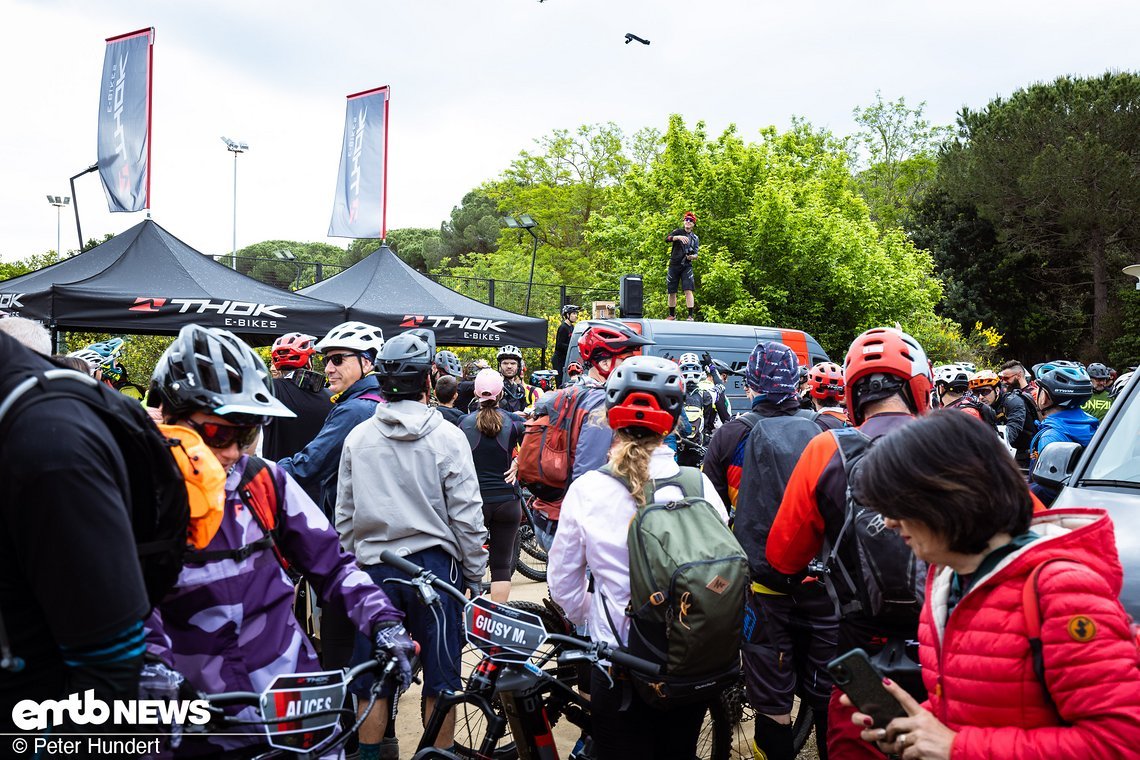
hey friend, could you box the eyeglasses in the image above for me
[186,419,260,449]
[322,353,360,368]
[976,387,996,397]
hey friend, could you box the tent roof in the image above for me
[0,219,345,339]
[298,244,548,348]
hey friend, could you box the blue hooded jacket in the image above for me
[278,373,383,517]
[1028,407,1099,504]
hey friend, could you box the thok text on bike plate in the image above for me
[260,669,346,752]
[465,597,549,663]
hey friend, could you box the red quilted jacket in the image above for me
[919,508,1140,759]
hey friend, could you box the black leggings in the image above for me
[483,498,522,582]
[590,669,707,760]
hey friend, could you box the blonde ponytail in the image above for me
[608,430,664,506]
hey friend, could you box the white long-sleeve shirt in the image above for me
[547,445,728,650]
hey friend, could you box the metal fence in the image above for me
[217,254,618,319]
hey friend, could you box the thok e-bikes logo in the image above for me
[129,297,288,329]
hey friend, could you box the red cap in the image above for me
[684,212,697,222]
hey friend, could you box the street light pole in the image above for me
[503,214,541,316]
[221,137,249,269]
[45,195,71,255]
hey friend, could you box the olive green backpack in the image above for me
[599,464,748,707]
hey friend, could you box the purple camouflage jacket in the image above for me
[146,456,402,756]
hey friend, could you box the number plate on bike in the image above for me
[465,597,549,663]
[260,669,346,752]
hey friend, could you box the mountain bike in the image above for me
[513,495,555,582]
[190,652,402,758]
[377,550,671,760]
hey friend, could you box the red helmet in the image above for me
[843,327,932,425]
[807,361,845,401]
[271,332,317,369]
[577,320,654,379]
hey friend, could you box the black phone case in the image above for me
[827,648,907,728]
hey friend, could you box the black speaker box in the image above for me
[619,275,644,317]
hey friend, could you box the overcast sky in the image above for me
[2,0,1135,262]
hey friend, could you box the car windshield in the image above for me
[1084,387,1140,483]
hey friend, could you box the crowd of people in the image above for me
[1,309,1138,760]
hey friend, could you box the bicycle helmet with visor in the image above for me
[577,320,655,379]
[807,362,845,401]
[375,329,436,399]
[434,349,463,378]
[1032,361,1093,408]
[271,332,317,370]
[844,327,933,426]
[151,324,294,425]
[315,321,385,360]
[605,356,684,437]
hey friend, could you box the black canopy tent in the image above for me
[298,244,548,348]
[0,220,346,341]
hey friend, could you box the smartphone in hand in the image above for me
[827,648,907,728]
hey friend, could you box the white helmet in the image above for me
[933,364,971,390]
[678,352,701,368]
[315,321,385,357]
[67,348,104,369]
[497,345,523,364]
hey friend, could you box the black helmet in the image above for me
[604,355,685,436]
[1032,361,1093,408]
[561,303,581,318]
[434,349,462,377]
[1086,362,1111,380]
[151,324,294,424]
[376,329,436,399]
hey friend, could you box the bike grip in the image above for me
[379,550,424,576]
[608,649,662,675]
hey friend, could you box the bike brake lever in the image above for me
[382,577,440,607]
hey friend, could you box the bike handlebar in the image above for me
[545,633,662,676]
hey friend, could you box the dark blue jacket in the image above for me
[278,374,383,517]
[1028,407,1099,504]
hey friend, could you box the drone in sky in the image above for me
[625,33,650,45]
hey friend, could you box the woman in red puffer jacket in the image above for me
[845,411,1140,759]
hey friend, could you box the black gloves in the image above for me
[373,621,417,691]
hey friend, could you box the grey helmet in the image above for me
[150,324,294,424]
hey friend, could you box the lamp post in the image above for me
[45,195,70,255]
[221,136,249,269]
[503,214,540,315]
[1124,265,1140,290]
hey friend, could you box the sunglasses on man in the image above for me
[322,352,362,368]
[186,419,260,449]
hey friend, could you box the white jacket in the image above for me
[336,399,488,585]
[548,446,727,650]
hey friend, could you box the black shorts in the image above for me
[741,585,838,715]
[666,262,695,294]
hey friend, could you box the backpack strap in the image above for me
[738,411,762,431]
[1022,558,1074,720]
[822,427,874,617]
[187,458,292,576]
[598,464,705,506]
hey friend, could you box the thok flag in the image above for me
[97,28,154,213]
[328,86,389,239]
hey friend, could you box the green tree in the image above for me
[591,116,942,355]
[938,72,1140,360]
[385,228,444,273]
[439,191,500,262]
[849,92,952,229]
[231,240,348,289]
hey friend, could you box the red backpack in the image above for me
[517,386,590,505]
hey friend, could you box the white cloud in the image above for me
[2,0,1135,261]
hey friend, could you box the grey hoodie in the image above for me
[336,399,488,585]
